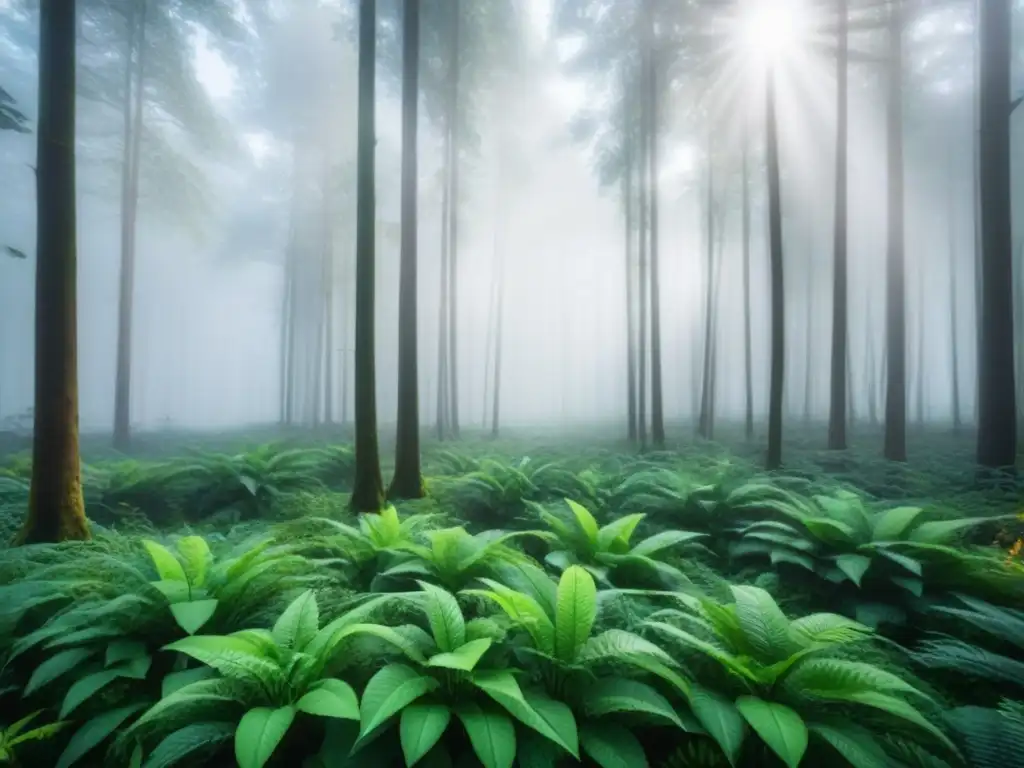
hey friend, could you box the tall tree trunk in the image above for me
[828,0,849,449]
[350,0,385,513]
[491,249,504,439]
[742,125,754,440]
[278,227,293,425]
[976,0,1016,468]
[113,0,146,451]
[390,0,423,499]
[883,0,907,462]
[624,90,638,443]
[446,9,461,438]
[947,150,961,432]
[915,258,924,425]
[698,130,715,439]
[636,66,649,449]
[765,68,786,471]
[803,233,814,425]
[19,0,89,544]
[436,134,451,439]
[646,4,664,448]
[322,160,335,426]
[482,248,497,429]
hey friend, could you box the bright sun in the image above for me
[737,0,809,65]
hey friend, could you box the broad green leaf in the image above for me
[802,518,858,547]
[788,614,872,646]
[141,722,235,768]
[730,585,797,663]
[630,529,708,557]
[687,685,746,767]
[643,622,751,681]
[465,581,555,654]
[782,658,931,702]
[176,536,212,587]
[235,706,295,768]
[564,499,600,547]
[770,549,818,572]
[521,690,579,759]
[872,507,924,541]
[471,671,577,758]
[809,722,892,768]
[55,704,144,768]
[358,664,438,741]
[427,638,492,672]
[25,647,97,695]
[143,541,188,582]
[455,703,516,768]
[579,722,648,768]
[554,566,597,663]
[596,513,646,552]
[908,517,994,545]
[815,690,958,754]
[872,548,923,576]
[340,623,429,664]
[272,590,319,651]
[150,580,193,603]
[735,697,807,768]
[161,666,217,698]
[163,635,283,683]
[835,554,872,587]
[106,641,149,667]
[170,599,219,635]
[891,576,924,597]
[296,679,359,720]
[583,678,685,728]
[416,581,466,652]
[400,704,451,767]
[60,669,127,718]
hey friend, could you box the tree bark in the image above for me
[435,133,450,440]
[646,2,664,448]
[828,0,849,449]
[698,129,715,439]
[742,125,754,440]
[636,61,649,449]
[883,0,907,462]
[976,0,1016,468]
[765,68,786,471]
[19,0,89,544]
[113,0,146,451]
[350,0,385,513]
[446,8,461,438]
[623,108,638,443]
[390,0,424,500]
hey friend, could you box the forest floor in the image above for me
[0,423,1021,767]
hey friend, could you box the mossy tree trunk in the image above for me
[350,0,385,513]
[19,0,89,545]
[390,0,424,500]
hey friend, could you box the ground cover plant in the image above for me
[0,433,1022,767]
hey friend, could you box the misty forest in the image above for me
[0,0,1023,766]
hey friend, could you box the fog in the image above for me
[1,0,1022,438]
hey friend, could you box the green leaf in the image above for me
[427,638,492,672]
[687,685,746,767]
[471,671,577,758]
[142,722,235,768]
[60,669,128,718]
[730,585,797,663]
[55,704,144,768]
[554,566,597,663]
[106,641,149,667]
[464,582,555,655]
[400,704,451,767]
[296,679,360,720]
[891,576,924,597]
[871,507,924,541]
[579,722,648,768]
[25,647,97,695]
[161,666,216,698]
[163,635,283,684]
[564,499,600,547]
[908,517,994,545]
[143,540,188,582]
[788,614,872,646]
[596,513,646,552]
[521,690,579,759]
[735,697,807,768]
[358,664,439,743]
[802,518,858,547]
[272,590,319,651]
[630,529,708,557]
[170,599,219,635]
[835,554,872,587]
[455,703,516,768]
[583,678,686,728]
[176,536,212,587]
[235,706,295,768]
[416,581,466,652]
[809,722,892,768]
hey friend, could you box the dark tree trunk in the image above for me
[491,254,504,439]
[976,0,1016,468]
[828,0,849,449]
[19,0,89,544]
[390,0,423,500]
[322,166,334,425]
[636,63,649,449]
[436,129,451,440]
[446,9,461,438]
[350,0,385,513]
[883,0,907,462]
[742,126,754,440]
[113,0,146,452]
[623,107,638,442]
[698,131,715,439]
[765,69,786,471]
[915,259,924,425]
[947,151,961,432]
[646,3,664,448]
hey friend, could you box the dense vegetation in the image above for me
[0,435,1021,767]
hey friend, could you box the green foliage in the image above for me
[0,710,67,764]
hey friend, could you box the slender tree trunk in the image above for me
[915,258,924,425]
[742,126,754,440]
[436,144,450,440]
[883,0,907,462]
[624,90,638,443]
[803,234,814,425]
[278,234,292,425]
[482,251,497,429]
[646,6,664,448]
[636,64,649,449]
[491,249,505,439]
[765,68,786,471]
[828,0,849,448]
[947,150,961,432]
[350,0,385,513]
[976,0,1016,468]
[113,0,146,451]
[19,0,89,544]
[322,160,335,426]
[390,0,423,499]
[698,131,715,439]
[446,9,461,438]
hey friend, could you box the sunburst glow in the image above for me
[736,0,810,66]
